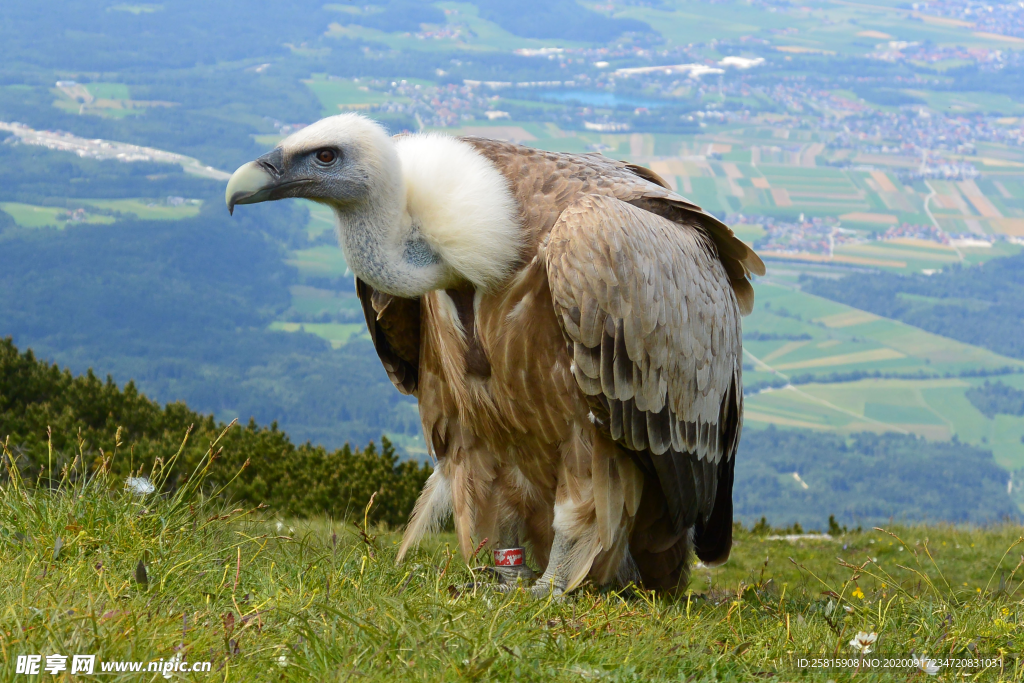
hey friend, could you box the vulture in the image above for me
[226,114,764,595]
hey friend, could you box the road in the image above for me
[0,121,230,181]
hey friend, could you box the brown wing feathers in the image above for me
[546,194,745,566]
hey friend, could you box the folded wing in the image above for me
[545,194,747,565]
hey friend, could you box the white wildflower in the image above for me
[277,655,288,668]
[912,653,940,675]
[848,631,877,655]
[125,477,155,496]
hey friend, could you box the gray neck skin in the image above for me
[328,193,457,299]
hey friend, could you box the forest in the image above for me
[966,380,1024,419]
[734,427,1017,528]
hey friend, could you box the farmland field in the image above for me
[270,321,367,348]
[0,203,115,228]
[286,245,349,278]
[742,277,1024,466]
[305,75,393,116]
[0,199,201,228]
[80,198,203,220]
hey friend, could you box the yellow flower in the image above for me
[852,587,865,599]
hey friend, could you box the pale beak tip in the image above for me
[224,161,275,216]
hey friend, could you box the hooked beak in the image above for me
[225,148,310,215]
[225,161,273,215]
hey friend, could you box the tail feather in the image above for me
[397,467,452,563]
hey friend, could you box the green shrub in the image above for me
[0,337,430,527]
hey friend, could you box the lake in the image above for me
[538,90,669,109]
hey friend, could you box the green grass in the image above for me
[3,434,1024,681]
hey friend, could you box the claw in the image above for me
[529,577,567,600]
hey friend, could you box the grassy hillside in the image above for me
[2,444,1022,681]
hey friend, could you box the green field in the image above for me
[5,449,1024,682]
[286,285,361,318]
[0,203,115,228]
[82,198,202,220]
[84,82,131,100]
[286,245,349,278]
[305,75,393,116]
[322,1,586,54]
[106,4,162,14]
[611,0,1024,54]
[270,321,367,348]
[304,201,336,238]
[0,199,200,228]
[741,278,1024,467]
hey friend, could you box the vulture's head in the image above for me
[226,114,521,299]
[226,113,400,215]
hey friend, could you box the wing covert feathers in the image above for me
[545,194,745,543]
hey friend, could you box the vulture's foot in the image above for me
[528,576,566,599]
[471,564,537,592]
[528,533,572,599]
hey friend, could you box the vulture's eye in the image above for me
[315,149,338,164]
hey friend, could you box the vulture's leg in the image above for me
[529,530,574,598]
[528,500,602,599]
[528,432,642,598]
[476,516,538,592]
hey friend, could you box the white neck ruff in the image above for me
[394,134,522,291]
